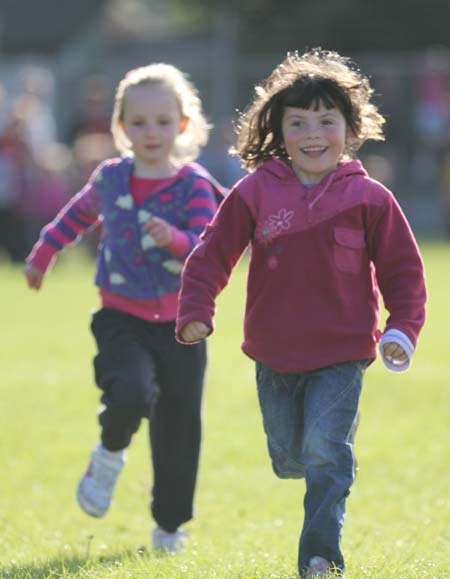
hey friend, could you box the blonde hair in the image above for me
[235,48,386,171]
[111,63,210,163]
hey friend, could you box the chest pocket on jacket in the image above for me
[333,227,366,273]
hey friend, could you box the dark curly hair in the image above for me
[234,48,386,171]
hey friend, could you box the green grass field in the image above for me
[1,241,449,579]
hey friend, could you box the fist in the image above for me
[143,216,173,247]
[25,263,45,290]
[382,341,408,364]
[181,321,210,343]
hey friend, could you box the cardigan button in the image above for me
[154,313,160,319]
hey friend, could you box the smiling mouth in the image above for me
[301,146,327,155]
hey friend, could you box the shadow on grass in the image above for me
[0,546,158,579]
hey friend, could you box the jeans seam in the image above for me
[270,437,306,475]
[303,365,362,451]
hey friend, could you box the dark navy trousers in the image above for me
[90,307,206,532]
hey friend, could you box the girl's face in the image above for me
[281,101,353,184]
[121,83,187,176]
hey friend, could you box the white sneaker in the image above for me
[76,444,126,517]
[152,526,189,553]
[306,556,334,578]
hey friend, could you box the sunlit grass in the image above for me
[0,241,448,578]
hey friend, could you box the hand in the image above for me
[181,321,210,343]
[25,263,45,290]
[143,216,173,247]
[382,341,408,364]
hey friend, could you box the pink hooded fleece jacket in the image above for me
[176,157,427,373]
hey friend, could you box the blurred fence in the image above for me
[0,20,449,263]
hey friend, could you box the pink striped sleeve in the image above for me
[162,173,221,260]
[26,163,104,271]
[26,239,58,273]
[188,196,218,209]
[167,226,191,257]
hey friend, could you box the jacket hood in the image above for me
[116,155,227,204]
[259,156,368,186]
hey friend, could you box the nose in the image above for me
[143,122,158,136]
[304,122,321,139]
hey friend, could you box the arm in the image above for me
[24,165,103,289]
[175,187,255,342]
[367,192,427,371]
[142,177,219,256]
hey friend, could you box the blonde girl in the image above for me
[25,63,224,552]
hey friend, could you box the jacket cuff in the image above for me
[26,240,58,273]
[167,226,191,257]
[379,328,414,373]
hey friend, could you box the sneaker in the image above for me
[152,526,189,553]
[76,444,126,517]
[305,556,334,578]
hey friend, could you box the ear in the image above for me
[179,116,189,134]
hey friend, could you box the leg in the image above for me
[77,309,160,518]
[91,309,160,451]
[256,361,306,478]
[298,360,367,576]
[148,322,206,532]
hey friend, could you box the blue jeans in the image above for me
[256,359,368,576]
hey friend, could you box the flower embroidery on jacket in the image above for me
[138,209,152,223]
[256,208,294,244]
[109,272,126,285]
[267,255,279,270]
[141,233,156,250]
[268,208,294,233]
[116,194,134,210]
[162,259,183,274]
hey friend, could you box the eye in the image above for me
[321,119,334,126]
[131,120,145,127]
[158,118,173,126]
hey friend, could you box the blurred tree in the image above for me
[0,0,107,55]
[1,0,448,56]
[170,0,450,53]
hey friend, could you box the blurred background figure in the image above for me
[0,84,31,262]
[0,0,450,262]
[199,116,247,188]
[438,151,450,238]
[410,49,450,197]
[361,153,396,190]
[13,65,58,155]
[65,73,114,146]
[20,142,73,247]
[413,48,450,148]
[0,68,71,261]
